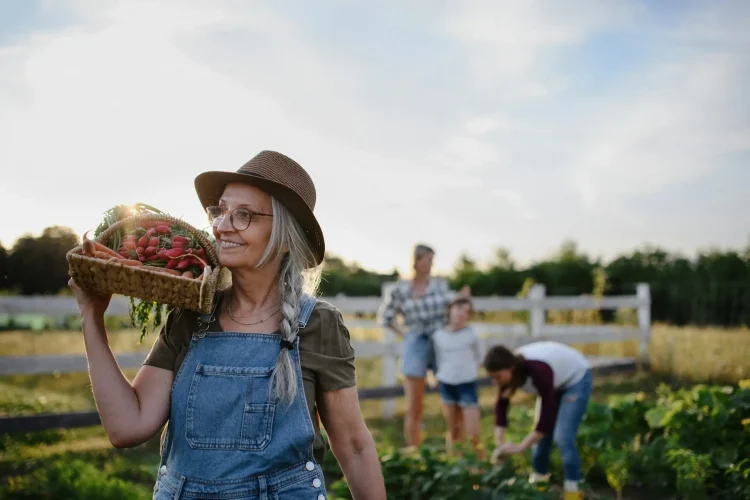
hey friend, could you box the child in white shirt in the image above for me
[433,296,484,457]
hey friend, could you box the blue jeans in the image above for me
[401,332,437,378]
[439,381,479,407]
[531,369,592,482]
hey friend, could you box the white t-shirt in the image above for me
[516,341,591,393]
[433,325,483,385]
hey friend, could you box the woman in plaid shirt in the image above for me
[378,244,469,447]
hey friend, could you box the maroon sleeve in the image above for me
[526,360,557,434]
[494,388,510,427]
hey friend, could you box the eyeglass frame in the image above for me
[206,205,273,231]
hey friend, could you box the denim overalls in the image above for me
[153,295,327,500]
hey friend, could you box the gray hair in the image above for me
[257,197,321,404]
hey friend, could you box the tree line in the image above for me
[1,227,748,327]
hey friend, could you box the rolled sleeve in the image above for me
[377,284,402,327]
[299,305,357,393]
[142,308,182,371]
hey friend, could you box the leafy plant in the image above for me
[1,459,149,499]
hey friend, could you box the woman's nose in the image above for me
[216,213,234,232]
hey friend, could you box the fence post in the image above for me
[380,282,398,419]
[636,283,651,364]
[529,284,546,337]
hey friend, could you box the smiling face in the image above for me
[211,183,275,271]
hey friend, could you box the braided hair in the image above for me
[257,198,321,404]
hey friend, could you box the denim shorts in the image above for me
[439,381,479,407]
[400,332,437,379]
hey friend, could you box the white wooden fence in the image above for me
[0,283,650,419]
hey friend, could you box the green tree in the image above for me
[0,243,8,290]
[8,226,80,295]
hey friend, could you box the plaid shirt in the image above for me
[378,278,453,335]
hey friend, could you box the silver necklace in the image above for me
[227,302,282,326]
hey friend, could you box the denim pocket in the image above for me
[186,364,275,451]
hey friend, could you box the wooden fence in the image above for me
[0,282,650,432]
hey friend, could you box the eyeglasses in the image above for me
[206,206,273,231]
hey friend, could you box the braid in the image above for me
[258,197,322,404]
[271,253,304,404]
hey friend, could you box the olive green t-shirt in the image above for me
[142,297,356,463]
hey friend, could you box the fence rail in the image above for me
[0,356,635,434]
[0,282,651,424]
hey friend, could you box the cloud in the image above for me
[491,188,537,220]
[572,46,750,207]
[0,0,747,271]
[464,115,509,135]
[437,0,642,97]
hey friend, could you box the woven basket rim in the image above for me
[66,248,220,313]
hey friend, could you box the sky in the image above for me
[1,0,748,275]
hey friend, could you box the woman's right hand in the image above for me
[69,277,112,319]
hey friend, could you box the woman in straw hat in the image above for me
[69,151,385,499]
[378,244,470,448]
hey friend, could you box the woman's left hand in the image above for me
[496,442,525,456]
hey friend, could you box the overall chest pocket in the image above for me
[186,363,276,451]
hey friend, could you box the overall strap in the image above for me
[298,294,317,328]
[196,294,222,333]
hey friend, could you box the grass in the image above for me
[0,370,672,499]
[1,323,748,498]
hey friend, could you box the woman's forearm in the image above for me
[520,430,544,450]
[388,324,405,338]
[494,426,506,444]
[335,433,386,500]
[81,314,147,446]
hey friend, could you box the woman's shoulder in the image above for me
[299,298,347,335]
[298,298,354,356]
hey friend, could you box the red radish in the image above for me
[148,237,159,247]
[166,259,179,269]
[146,228,157,237]
[147,255,160,261]
[182,271,194,279]
[177,259,192,270]
[138,236,148,248]
[157,249,169,259]
[165,248,185,258]
[138,255,147,262]
[157,225,171,235]
[145,246,157,256]
[172,236,190,244]
[196,248,205,258]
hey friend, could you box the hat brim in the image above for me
[194,171,325,267]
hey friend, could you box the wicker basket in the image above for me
[66,213,221,314]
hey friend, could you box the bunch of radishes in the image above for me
[114,220,208,279]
